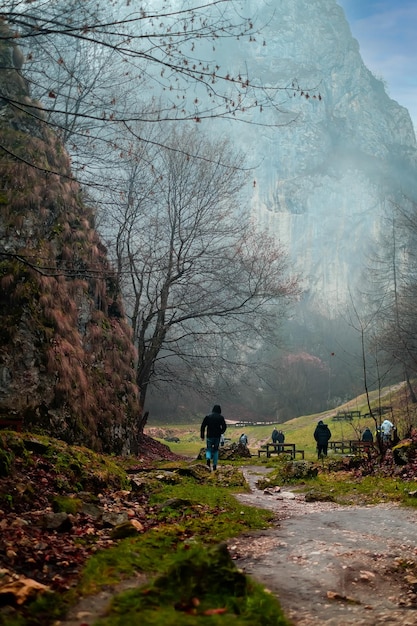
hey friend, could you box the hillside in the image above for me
[0,26,140,453]
[148,381,417,458]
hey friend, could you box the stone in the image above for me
[81,502,103,520]
[110,519,144,539]
[102,511,129,527]
[43,512,72,532]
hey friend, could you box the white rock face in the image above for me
[210,0,417,316]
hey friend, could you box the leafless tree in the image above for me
[363,199,417,401]
[1,0,309,183]
[107,126,298,424]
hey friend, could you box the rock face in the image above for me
[0,28,140,453]
[216,0,417,315]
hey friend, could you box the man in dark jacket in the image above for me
[200,405,227,471]
[361,427,374,443]
[276,429,285,451]
[314,420,331,459]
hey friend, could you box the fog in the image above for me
[6,0,417,420]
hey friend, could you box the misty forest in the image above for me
[1,0,417,451]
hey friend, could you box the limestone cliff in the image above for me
[0,28,140,453]
[213,0,417,316]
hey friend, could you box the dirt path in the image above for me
[228,466,417,625]
[61,465,417,625]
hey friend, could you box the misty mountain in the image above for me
[205,0,417,317]
[144,0,417,419]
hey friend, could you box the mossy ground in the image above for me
[0,432,287,626]
[92,543,291,626]
[3,387,417,626]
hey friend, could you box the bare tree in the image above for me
[364,198,417,400]
[108,126,298,425]
[1,0,309,180]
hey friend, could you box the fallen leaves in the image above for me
[0,569,50,605]
[327,590,361,604]
[0,451,154,600]
[202,607,228,615]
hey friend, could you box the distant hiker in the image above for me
[380,419,394,442]
[276,430,285,451]
[361,427,373,443]
[200,405,227,471]
[239,433,248,447]
[220,433,225,447]
[271,428,279,444]
[314,420,331,459]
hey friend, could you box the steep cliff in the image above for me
[215,0,417,316]
[0,28,140,453]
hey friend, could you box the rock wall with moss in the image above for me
[0,26,140,454]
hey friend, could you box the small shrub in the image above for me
[0,448,14,477]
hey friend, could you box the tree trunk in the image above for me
[137,410,149,435]
[406,370,417,404]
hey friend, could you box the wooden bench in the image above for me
[363,406,392,419]
[332,410,361,422]
[258,443,296,458]
[257,444,305,460]
[329,440,352,454]
[258,445,268,457]
[349,440,375,454]
[329,440,375,454]
[294,449,305,459]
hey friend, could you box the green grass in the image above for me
[150,482,272,540]
[254,460,417,507]
[91,542,291,626]
[152,382,408,462]
[309,472,417,507]
[79,476,273,594]
[154,383,405,462]
[79,528,183,593]
[166,438,202,458]
[76,473,288,626]
[154,418,379,462]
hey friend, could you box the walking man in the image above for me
[200,405,227,471]
[314,420,331,459]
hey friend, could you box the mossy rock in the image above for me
[197,443,251,461]
[304,489,336,502]
[177,464,211,481]
[393,439,417,466]
[282,460,318,481]
[52,495,83,514]
[105,542,290,624]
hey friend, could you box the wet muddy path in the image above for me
[228,466,417,625]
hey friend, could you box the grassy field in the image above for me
[150,418,374,461]
[146,383,409,462]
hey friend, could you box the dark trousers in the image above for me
[317,443,328,457]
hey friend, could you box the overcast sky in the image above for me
[337,0,417,134]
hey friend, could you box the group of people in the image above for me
[271,428,285,446]
[200,403,397,469]
[313,418,399,458]
[361,419,397,444]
